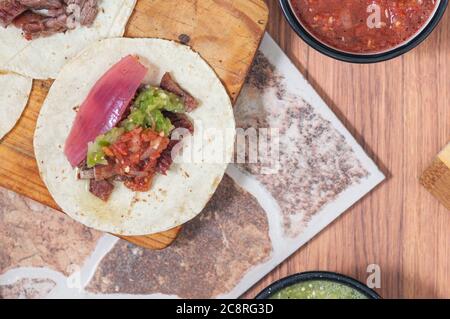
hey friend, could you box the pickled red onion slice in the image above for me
[64,55,147,167]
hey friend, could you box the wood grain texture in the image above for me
[421,144,450,211]
[0,0,268,250]
[244,1,450,299]
[127,0,270,103]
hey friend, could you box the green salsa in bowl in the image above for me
[256,272,380,300]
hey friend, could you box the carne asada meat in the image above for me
[89,179,114,202]
[80,127,171,200]
[75,69,198,201]
[79,0,97,26]
[14,10,66,39]
[93,162,119,181]
[78,161,119,182]
[19,0,63,10]
[156,140,179,175]
[17,10,67,39]
[112,128,170,192]
[13,11,46,34]
[1,0,99,39]
[79,107,196,200]
[0,0,27,27]
[163,111,194,134]
[156,112,194,175]
[160,73,199,112]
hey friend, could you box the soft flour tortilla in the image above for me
[0,1,136,79]
[0,73,32,139]
[34,38,236,236]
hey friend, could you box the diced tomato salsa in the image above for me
[290,0,439,53]
[103,128,170,192]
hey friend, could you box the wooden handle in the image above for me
[421,143,450,210]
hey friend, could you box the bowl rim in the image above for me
[279,0,449,63]
[255,271,381,299]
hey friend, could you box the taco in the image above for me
[0,72,32,139]
[34,38,235,236]
[0,0,136,79]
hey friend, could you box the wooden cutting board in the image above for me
[0,0,268,249]
[421,143,450,211]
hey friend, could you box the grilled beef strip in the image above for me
[78,0,96,26]
[13,10,67,39]
[13,11,46,35]
[160,73,199,112]
[89,179,114,202]
[156,140,179,175]
[2,0,99,39]
[0,0,27,27]
[78,73,197,200]
[163,111,194,134]
[40,7,66,17]
[80,112,195,197]
[19,0,63,10]
[156,112,194,175]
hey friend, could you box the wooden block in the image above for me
[421,143,450,210]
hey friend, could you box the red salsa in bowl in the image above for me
[290,0,439,54]
[280,0,447,62]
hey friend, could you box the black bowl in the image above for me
[255,271,381,299]
[279,0,449,63]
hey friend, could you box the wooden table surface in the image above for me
[245,1,450,299]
